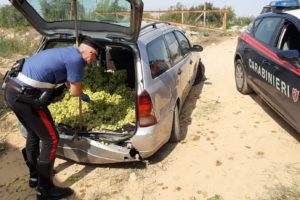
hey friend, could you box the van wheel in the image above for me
[193,61,205,85]
[169,104,181,142]
[235,59,253,94]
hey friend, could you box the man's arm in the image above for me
[69,82,82,97]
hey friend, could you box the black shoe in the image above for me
[37,160,73,200]
[37,185,74,200]
[29,176,38,188]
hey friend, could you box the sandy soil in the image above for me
[1,36,300,200]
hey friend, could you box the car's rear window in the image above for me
[26,0,131,27]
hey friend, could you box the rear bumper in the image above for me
[56,134,140,164]
[56,109,173,164]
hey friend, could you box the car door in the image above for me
[164,31,191,103]
[272,18,300,131]
[145,36,174,120]
[174,30,197,97]
[243,17,283,103]
[10,0,143,42]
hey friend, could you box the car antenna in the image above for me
[72,0,84,131]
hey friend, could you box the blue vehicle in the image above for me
[234,0,300,132]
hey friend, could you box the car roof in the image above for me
[138,22,178,44]
[284,9,300,19]
[258,8,300,21]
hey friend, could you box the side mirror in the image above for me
[190,45,203,52]
[276,50,299,61]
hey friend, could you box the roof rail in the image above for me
[141,22,171,31]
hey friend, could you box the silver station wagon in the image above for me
[11,0,204,164]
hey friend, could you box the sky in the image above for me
[0,0,272,17]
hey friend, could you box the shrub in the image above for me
[0,37,36,58]
[0,5,29,28]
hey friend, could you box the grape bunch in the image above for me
[48,66,135,131]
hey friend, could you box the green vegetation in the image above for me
[234,16,256,26]
[159,2,234,28]
[0,2,253,30]
[0,37,37,58]
[39,0,85,21]
[0,5,28,28]
[263,184,300,200]
[49,66,135,131]
[207,194,224,200]
[147,2,253,29]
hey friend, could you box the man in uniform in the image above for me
[3,36,100,199]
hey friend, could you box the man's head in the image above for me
[78,36,101,66]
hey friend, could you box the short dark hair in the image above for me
[80,35,103,54]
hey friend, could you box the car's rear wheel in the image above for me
[235,59,253,94]
[169,104,181,142]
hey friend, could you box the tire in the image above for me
[235,59,253,94]
[169,104,181,142]
[193,61,206,85]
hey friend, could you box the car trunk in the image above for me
[40,38,142,164]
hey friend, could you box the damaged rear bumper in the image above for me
[56,134,141,164]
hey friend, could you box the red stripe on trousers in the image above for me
[37,109,58,161]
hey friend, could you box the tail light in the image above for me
[138,90,157,127]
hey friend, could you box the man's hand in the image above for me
[82,93,91,103]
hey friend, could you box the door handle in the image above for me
[177,69,182,75]
[262,60,271,66]
[263,60,280,70]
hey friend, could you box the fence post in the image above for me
[181,8,184,24]
[223,10,227,32]
[204,3,206,26]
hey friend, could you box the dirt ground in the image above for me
[1,36,300,200]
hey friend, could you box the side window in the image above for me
[277,22,300,52]
[254,17,282,44]
[147,37,172,78]
[254,19,262,29]
[164,32,183,64]
[174,31,191,55]
[45,41,74,50]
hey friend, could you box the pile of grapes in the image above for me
[48,66,135,131]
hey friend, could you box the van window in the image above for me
[254,17,281,44]
[164,32,182,64]
[147,37,172,78]
[174,31,191,55]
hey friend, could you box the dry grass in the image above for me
[262,184,300,200]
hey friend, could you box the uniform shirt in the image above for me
[21,47,86,86]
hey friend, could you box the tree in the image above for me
[160,2,187,23]
[94,0,129,22]
[40,0,85,21]
[149,2,238,29]
[0,5,28,28]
